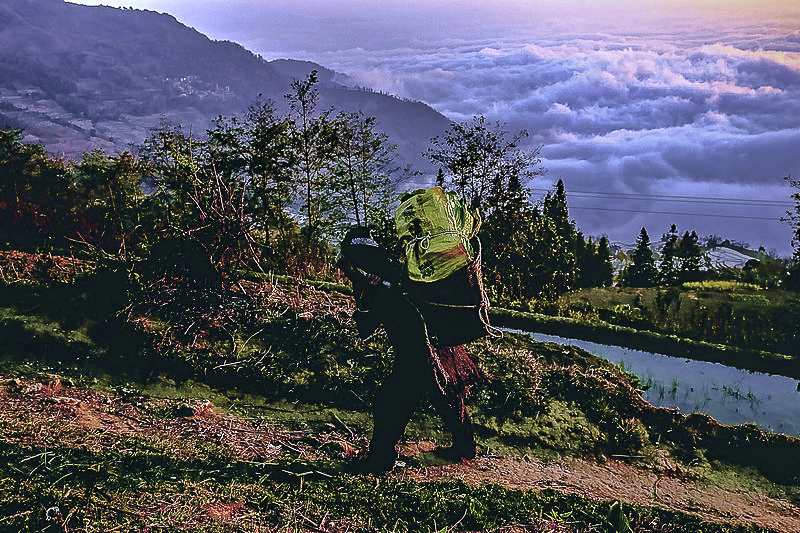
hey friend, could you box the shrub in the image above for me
[682,281,761,292]
[471,338,545,421]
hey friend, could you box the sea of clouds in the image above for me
[309,28,800,252]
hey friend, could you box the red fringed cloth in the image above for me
[430,344,485,398]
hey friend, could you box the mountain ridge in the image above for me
[0,0,449,171]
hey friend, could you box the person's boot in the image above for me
[344,450,397,475]
[434,422,476,462]
[432,444,476,462]
[453,429,477,460]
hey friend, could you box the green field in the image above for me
[554,283,800,358]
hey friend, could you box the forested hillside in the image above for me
[0,0,448,167]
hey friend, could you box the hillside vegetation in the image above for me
[555,283,800,357]
[1,251,799,531]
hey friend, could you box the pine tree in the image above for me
[622,227,658,287]
[596,236,614,287]
[528,206,575,300]
[785,175,800,290]
[659,224,679,285]
[540,179,578,293]
[543,179,571,238]
[481,161,540,301]
[677,230,704,282]
[574,231,590,288]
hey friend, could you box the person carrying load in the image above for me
[337,186,493,474]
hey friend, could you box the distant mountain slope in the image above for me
[610,239,760,272]
[707,246,759,269]
[0,0,449,170]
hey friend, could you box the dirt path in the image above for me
[401,450,800,533]
[2,375,798,532]
[0,375,324,463]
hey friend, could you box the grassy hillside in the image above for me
[0,251,799,531]
[2,370,791,532]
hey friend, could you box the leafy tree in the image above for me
[0,129,71,250]
[243,99,299,260]
[0,129,150,256]
[140,112,293,278]
[70,150,145,259]
[285,71,337,245]
[741,252,788,290]
[328,111,397,235]
[621,227,658,287]
[0,129,34,221]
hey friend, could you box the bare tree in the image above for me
[427,115,542,216]
[329,111,398,233]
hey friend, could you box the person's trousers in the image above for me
[367,286,476,466]
[368,350,476,465]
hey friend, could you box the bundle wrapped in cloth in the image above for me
[395,187,493,346]
[395,187,480,282]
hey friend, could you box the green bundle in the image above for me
[395,187,481,282]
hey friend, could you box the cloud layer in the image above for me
[312,29,800,252]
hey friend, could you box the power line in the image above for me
[566,205,781,221]
[528,193,791,210]
[552,192,788,208]
[532,187,792,204]
[530,188,793,207]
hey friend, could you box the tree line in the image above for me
[0,73,402,280]
[619,220,798,290]
[620,225,705,287]
[1,71,798,301]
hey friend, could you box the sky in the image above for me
[75,1,800,253]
